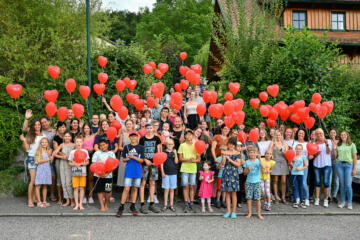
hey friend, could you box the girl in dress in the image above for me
[198,161,214,213]
[221,137,242,219]
[82,123,95,204]
[34,137,53,208]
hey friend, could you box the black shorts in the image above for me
[94,177,112,193]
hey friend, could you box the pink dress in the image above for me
[198,171,214,199]
[82,136,94,150]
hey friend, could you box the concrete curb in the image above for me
[1,211,359,217]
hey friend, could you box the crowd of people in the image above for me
[19,85,358,219]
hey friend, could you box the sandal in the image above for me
[50,197,57,202]
[37,202,45,208]
[43,202,51,207]
[281,199,288,205]
[169,206,176,212]
[161,206,167,212]
[28,203,35,208]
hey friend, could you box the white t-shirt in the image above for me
[258,140,271,157]
[27,135,44,157]
[92,150,116,178]
[314,140,333,168]
[68,149,89,177]
[284,139,295,149]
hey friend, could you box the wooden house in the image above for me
[207,0,360,80]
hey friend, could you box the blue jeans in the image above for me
[314,166,332,188]
[329,160,340,198]
[302,167,309,200]
[336,162,353,204]
[291,175,303,203]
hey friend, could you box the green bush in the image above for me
[0,166,25,195]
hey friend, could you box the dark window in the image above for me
[292,11,306,29]
[332,12,345,30]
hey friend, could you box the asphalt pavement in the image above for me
[1,215,358,240]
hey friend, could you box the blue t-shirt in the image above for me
[94,134,118,151]
[291,155,306,175]
[122,144,144,179]
[244,159,261,183]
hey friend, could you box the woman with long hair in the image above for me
[184,91,200,130]
[335,131,357,209]
[269,130,289,204]
[82,123,95,204]
[20,119,43,207]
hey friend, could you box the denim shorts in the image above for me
[124,177,141,188]
[162,174,177,189]
[181,172,196,186]
[314,166,332,188]
[26,156,37,171]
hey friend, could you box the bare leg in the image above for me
[121,187,130,204]
[42,185,48,203]
[272,176,279,201]
[130,187,138,203]
[57,186,62,205]
[231,192,237,213]
[98,193,105,211]
[70,198,75,207]
[35,185,41,205]
[246,199,252,218]
[73,187,79,210]
[183,186,189,202]
[226,192,231,213]
[88,172,94,198]
[140,180,146,203]
[281,175,287,202]
[149,180,155,202]
[104,192,110,211]
[28,170,36,205]
[169,189,174,206]
[50,176,56,200]
[79,187,85,210]
[257,200,263,220]
[324,188,329,200]
[189,185,195,202]
[164,189,169,207]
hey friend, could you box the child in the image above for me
[198,161,214,213]
[243,145,264,220]
[160,138,179,212]
[139,123,162,214]
[215,156,226,208]
[260,150,276,211]
[236,141,246,208]
[68,136,89,210]
[34,137,53,208]
[116,131,144,217]
[160,122,172,143]
[178,130,200,213]
[92,139,116,211]
[53,131,75,207]
[290,144,308,208]
[220,137,242,218]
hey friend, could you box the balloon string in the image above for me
[70,92,72,106]
[320,118,330,137]
[15,99,22,129]
[87,177,101,205]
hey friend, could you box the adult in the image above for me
[130,113,138,129]
[143,109,152,124]
[168,107,180,128]
[185,87,192,101]
[52,121,67,205]
[312,128,333,207]
[258,121,267,132]
[308,130,316,200]
[81,123,95,204]
[294,129,310,206]
[20,119,43,207]
[184,91,200,130]
[198,120,213,162]
[94,120,119,154]
[164,87,175,104]
[117,119,135,187]
[329,128,339,203]
[269,128,276,140]
[269,130,289,204]
[107,112,116,124]
[335,131,357,209]
[283,127,295,149]
[91,114,100,134]
[159,107,172,132]
[212,119,224,136]
[70,119,81,141]
[257,129,271,158]
[172,116,185,150]
[66,109,74,131]
[151,98,163,121]
[194,86,205,105]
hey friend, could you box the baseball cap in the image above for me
[129,131,139,137]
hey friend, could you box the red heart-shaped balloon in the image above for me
[123,77,131,88]
[153,152,168,165]
[44,90,59,102]
[158,63,169,74]
[259,91,268,102]
[57,107,69,121]
[134,99,145,111]
[147,97,155,109]
[74,149,87,164]
[179,52,187,61]
[45,102,57,118]
[223,101,235,116]
[107,127,117,142]
[250,98,260,109]
[224,116,235,129]
[6,84,23,99]
[128,80,137,90]
[249,129,259,143]
[196,104,206,117]
[312,93,322,104]
[93,84,105,96]
[224,92,233,102]
[143,64,153,74]
[110,95,123,112]
[98,56,108,68]
[65,78,76,93]
[190,64,202,74]
[304,117,315,129]
[79,86,90,99]
[105,157,119,172]
[155,69,163,79]
[115,80,125,93]
[228,83,240,95]
[232,110,245,126]
[180,79,189,90]
[307,143,319,155]
[195,140,206,154]
[174,83,182,92]
[267,84,279,98]
[237,131,247,143]
[118,106,128,120]
[317,106,327,119]
[149,62,156,70]
[267,119,276,128]
[97,72,108,84]
[260,105,270,117]
[285,149,295,162]
[179,66,190,76]
[72,103,84,119]
[48,65,60,80]
[111,120,122,131]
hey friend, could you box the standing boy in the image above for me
[139,123,162,213]
[178,130,200,213]
[92,139,116,212]
[116,131,144,217]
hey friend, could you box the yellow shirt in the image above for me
[178,142,198,173]
[260,158,275,180]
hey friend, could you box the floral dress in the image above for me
[221,154,241,192]
[35,153,52,185]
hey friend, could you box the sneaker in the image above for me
[293,203,298,208]
[267,205,272,211]
[189,204,196,213]
[262,204,267,210]
[347,204,353,210]
[299,203,307,209]
[116,205,124,218]
[333,197,338,204]
[328,197,332,204]
[110,197,115,203]
[314,198,320,206]
[305,199,310,207]
[140,205,149,214]
[183,205,189,213]
[82,198,87,204]
[296,198,300,204]
[149,205,160,213]
[338,202,346,208]
[147,196,150,203]
[130,206,138,216]
[223,212,231,218]
[231,212,237,219]
[154,195,159,204]
[215,201,221,208]
[237,203,242,208]
[323,200,329,208]
[88,197,94,204]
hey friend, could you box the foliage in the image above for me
[0,166,27,196]
[106,10,142,44]
[193,41,210,77]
